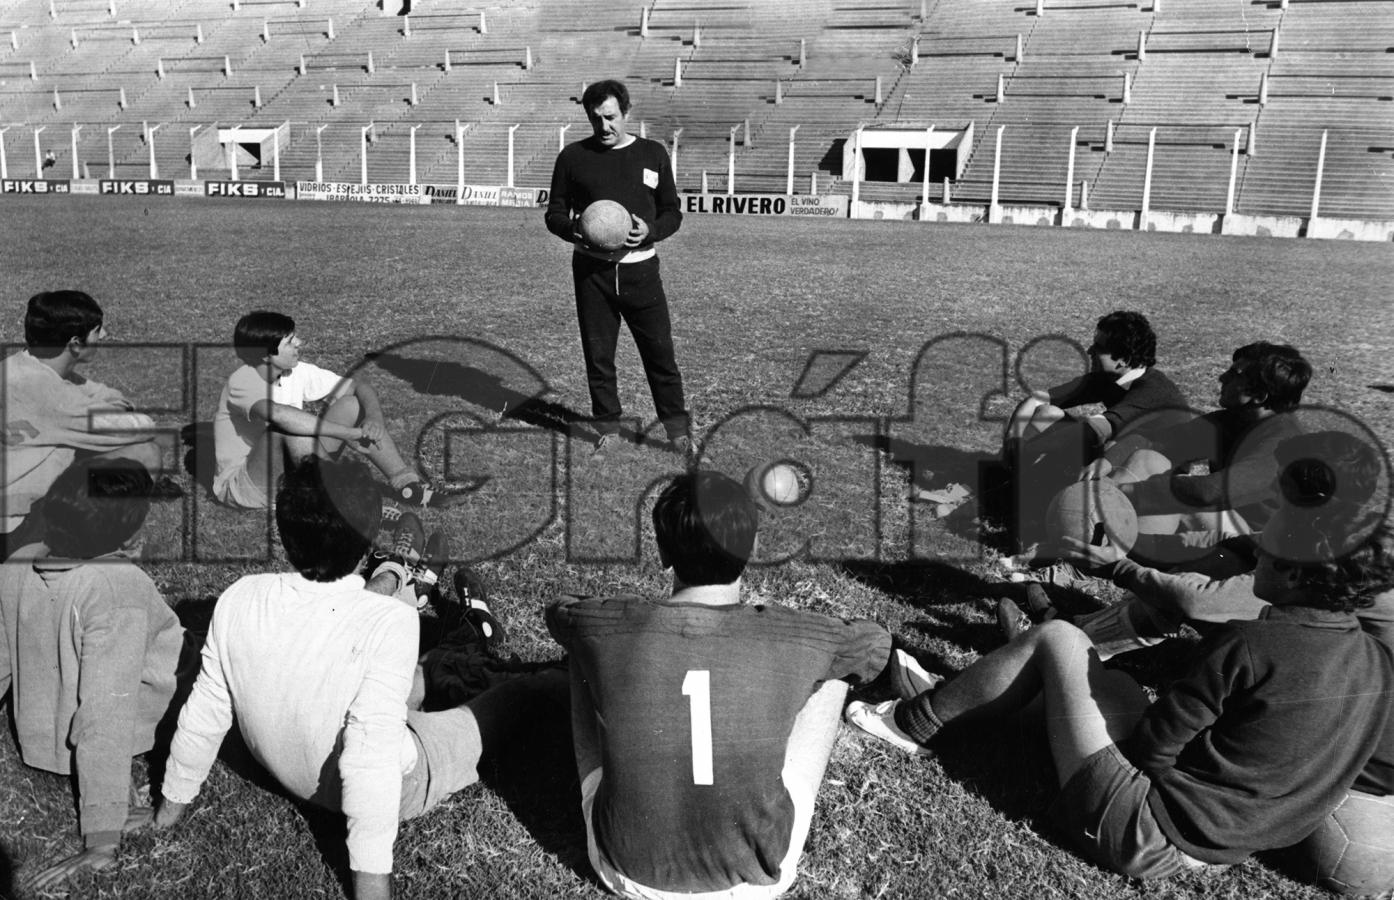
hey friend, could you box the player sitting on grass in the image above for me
[212,310,447,511]
[998,311,1188,543]
[547,470,892,899]
[154,457,562,900]
[2,290,177,559]
[1082,341,1311,575]
[0,459,193,891]
[849,495,1394,881]
[1021,430,1393,661]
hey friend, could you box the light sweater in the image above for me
[1,350,153,532]
[163,571,420,874]
[0,545,183,844]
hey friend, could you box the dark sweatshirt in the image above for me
[545,136,681,252]
[1128,604,1394,864]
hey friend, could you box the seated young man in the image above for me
[0,459,190,891]
[546,471,892,899]
[212,310,446,510]
[1093,341,1311,573]
[850,497,1394,881]
[2,290,172,557]
[155,457,560,900]
[1001,310,1189,546]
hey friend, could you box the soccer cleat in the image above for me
[890,649,942,700]
[845,700,931,757]
[453,566,506,646]
[396,480,469,510]
[592,432,622,460]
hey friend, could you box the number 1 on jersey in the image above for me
[682,669,714,785]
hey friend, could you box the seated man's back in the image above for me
[173,570,418,810]
[550,596,886,891]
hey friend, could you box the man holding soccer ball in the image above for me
[545,79,693,462]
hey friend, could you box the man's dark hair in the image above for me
[42,458,152,558]
[25,290,104,359]
[651,471,758,587]
[582,79,631,116]
[275,457,382,582]
[1231,342,1311,413]
[1267,431,1392,612]
[233,310,296,367]
[1093,310,1157,369]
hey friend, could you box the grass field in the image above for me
[0,194,1392,900]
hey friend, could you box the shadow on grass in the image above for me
[0,841,14,900]
[477,689,596,884]
[852,433,1015,552]
[365,351,591,438]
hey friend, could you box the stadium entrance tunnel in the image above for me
[842,124,972,184]
[192,123,290,171]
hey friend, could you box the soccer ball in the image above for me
[1043,480,1138,552]
[744,460,808,508]
[1292,789,1394,895]
[578,200,631,251]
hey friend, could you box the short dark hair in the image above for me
[42,458,152,558]
[582,79,630,116]
[275,457,382,582]
[233,310,296,367]
[1231,342,1311,412]
[1093,310,1157,369]
[25,290,104,358]
[651,471,758,586]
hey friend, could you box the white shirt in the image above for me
[163,571,420,874]
[212,361,343,483]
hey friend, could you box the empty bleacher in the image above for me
[0,0,1388,219]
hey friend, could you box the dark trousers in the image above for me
[572,253,689,440]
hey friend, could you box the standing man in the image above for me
[545,79,692,461]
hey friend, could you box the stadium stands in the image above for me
[0,0,1389,220]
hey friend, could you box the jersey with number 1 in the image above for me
[547,595,890,893]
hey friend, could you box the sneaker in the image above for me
[592,432,622,460]
[996,596,1034,641]
[393,511,424,560]
[889,649,941,700]
[845,700,931,757]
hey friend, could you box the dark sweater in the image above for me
[1048,368,1189,438]
[545,136,681,251]
[1128,605,1394,864]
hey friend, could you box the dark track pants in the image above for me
[572,253,689,440]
